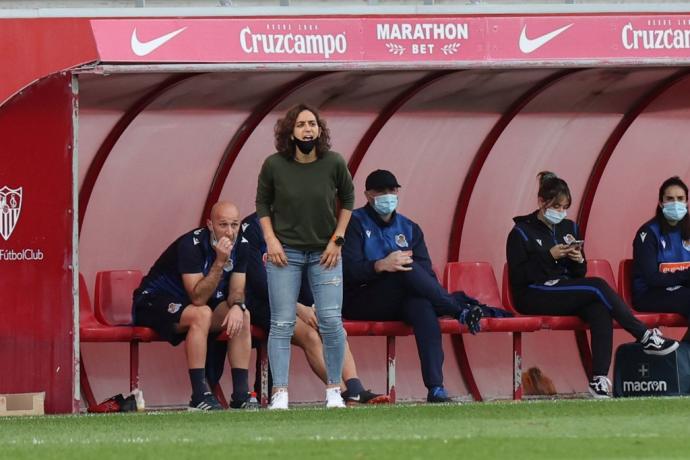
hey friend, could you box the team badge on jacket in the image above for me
[168,303,182,314]
[395,234,408,248]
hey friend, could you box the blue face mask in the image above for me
[544,208,567,225]
[373,194,398,215]
[662,201,688,222]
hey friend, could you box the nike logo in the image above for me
[130,27,187,56]
[519,24,573,54]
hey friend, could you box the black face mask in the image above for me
[293,137,316,155]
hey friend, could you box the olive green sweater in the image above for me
[256,151,355,251]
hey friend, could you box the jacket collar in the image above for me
[513,210,555,232]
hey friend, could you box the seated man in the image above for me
[342,170,482,403]
[132,201,252,411]
[239,212,388,404]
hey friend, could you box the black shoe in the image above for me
[188,392,223,411]
[588,376,611,399]
[120,395,138,412]
[341,389,390,404]
[640,328,679,356]
[459,305,482,335]
[229,393,259,410]
[427,386,452,403]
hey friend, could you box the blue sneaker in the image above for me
[427,386,452,403]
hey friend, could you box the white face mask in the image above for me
[208,225,234,272]
[662,201,688,222]
[373,194,398,215]
[544,208,567,225]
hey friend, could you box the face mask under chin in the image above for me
[293,137,316,155]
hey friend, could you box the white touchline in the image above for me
[130,27,187,57]
[519,24,573,54]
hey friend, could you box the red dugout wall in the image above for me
[3,11,690,412]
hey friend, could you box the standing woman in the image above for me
[632,176,690,341]
[256,104,354,410]
[506,171,678,398]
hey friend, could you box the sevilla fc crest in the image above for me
[0,186,22,241]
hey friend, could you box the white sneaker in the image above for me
[325,387,346,409]
[268,390,289,410]
[588,375,611,399]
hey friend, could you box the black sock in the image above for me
[345,378,365,396]
[189,368,210,398]
[231,368,249,402]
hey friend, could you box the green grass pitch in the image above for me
[1,398,689,459]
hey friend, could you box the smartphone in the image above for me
[567,240,584,250]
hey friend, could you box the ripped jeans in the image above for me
[266,245,346,388]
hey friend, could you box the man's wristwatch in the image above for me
[231,301,247,312]
[332,235,345,246]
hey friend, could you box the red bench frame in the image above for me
[444,262,543,400]
[87,259,673,406]
[501,259,684,379]
[79,273,138,410]
[83,265,543,406]
[618,259,687,327]
[80,270,269,409]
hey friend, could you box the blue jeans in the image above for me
[267,246,346,388]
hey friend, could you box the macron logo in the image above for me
[131,27,187,56]
[519,24,573,54]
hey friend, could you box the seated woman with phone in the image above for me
[632,176,690,341]
[506,171,678,398]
